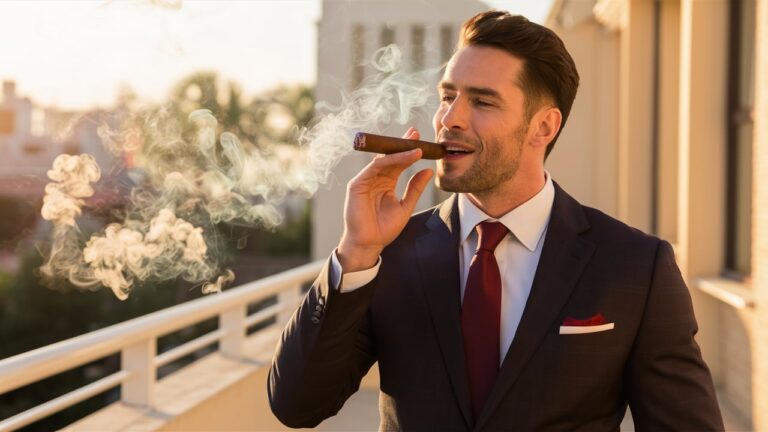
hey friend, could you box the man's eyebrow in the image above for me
[437,82,502,99]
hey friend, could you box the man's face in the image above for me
[433,45,531,194]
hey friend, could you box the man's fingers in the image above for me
[367,148,423,178]
[402,127,420,141]
[401,168,434,213]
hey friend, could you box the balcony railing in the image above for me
[0,259,324,431]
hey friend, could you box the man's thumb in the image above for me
[401,168,434,213]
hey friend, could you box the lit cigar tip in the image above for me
[353,132,366,149]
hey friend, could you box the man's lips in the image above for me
[438,141,476,156]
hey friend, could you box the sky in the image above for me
[0,0,554,111]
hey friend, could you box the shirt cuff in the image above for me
[330,249,381,292]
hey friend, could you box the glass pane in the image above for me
[734,121,752,275]
[739,0,756,107]
[726,0,755,277]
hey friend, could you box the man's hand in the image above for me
[337,128,434,272]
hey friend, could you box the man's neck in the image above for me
[466,169,547,219]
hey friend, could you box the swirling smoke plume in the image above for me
[38,45,437,300]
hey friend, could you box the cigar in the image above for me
[353,132,447,160]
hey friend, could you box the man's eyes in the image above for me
[440,95,495,107]
[473,98,494,107]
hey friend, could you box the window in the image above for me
[351,24,365,88]
[725,0,755,278]
[23,141,43,155]
[63,141,80,155]
[0,110,14,135]
[440,25,454,64]
[411,25,425,70]
[380,25,395,48]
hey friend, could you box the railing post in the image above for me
[121,338,156,407]
[220,305,246,358]
[277,284,302,325]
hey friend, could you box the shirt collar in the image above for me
[458,171,555,252]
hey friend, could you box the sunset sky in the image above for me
[0,0,553,111]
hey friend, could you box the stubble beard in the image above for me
[436,124,527,194]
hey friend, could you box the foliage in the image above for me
[0,196,38,248]
[264,200,311,256]
[168,71,314,148]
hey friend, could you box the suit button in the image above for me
[311,317,320,324]
[312,311,322,318]
[315,305,323,312]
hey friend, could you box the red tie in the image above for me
[461,221,509,418]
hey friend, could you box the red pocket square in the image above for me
[563,313,608,326]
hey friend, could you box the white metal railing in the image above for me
[0,259,324,432]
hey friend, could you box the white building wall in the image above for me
[545,1,621,219]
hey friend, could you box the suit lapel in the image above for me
[475,183,596,430]
[415,195,474,428]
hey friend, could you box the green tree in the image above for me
[168,71,313,148]
[259,84,314,143]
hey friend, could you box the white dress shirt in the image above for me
[331,172,555,365]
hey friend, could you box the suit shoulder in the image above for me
[580,205,664,249]
[578,205,674,287]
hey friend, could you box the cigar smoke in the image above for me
[298,44,438,184]
[41,154,102,227]
[40,109,299,299]
[39,44,436,299]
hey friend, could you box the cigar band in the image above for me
[353,133,366,150]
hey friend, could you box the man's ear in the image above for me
[529,107,562,149]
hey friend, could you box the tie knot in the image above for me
[476,221,509,253]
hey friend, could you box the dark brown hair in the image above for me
[459,11,579,157]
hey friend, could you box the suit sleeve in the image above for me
[625,240,724,431]
[267,255,378,428]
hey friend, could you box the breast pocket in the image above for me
[537,324,628,385]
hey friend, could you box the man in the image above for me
[269,11,724,431]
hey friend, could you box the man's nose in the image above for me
[440,100,468,131]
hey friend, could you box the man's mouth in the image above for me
[444,146,474,155]
[440,142,475,156]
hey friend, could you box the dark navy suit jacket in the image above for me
[269,182,724,431]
